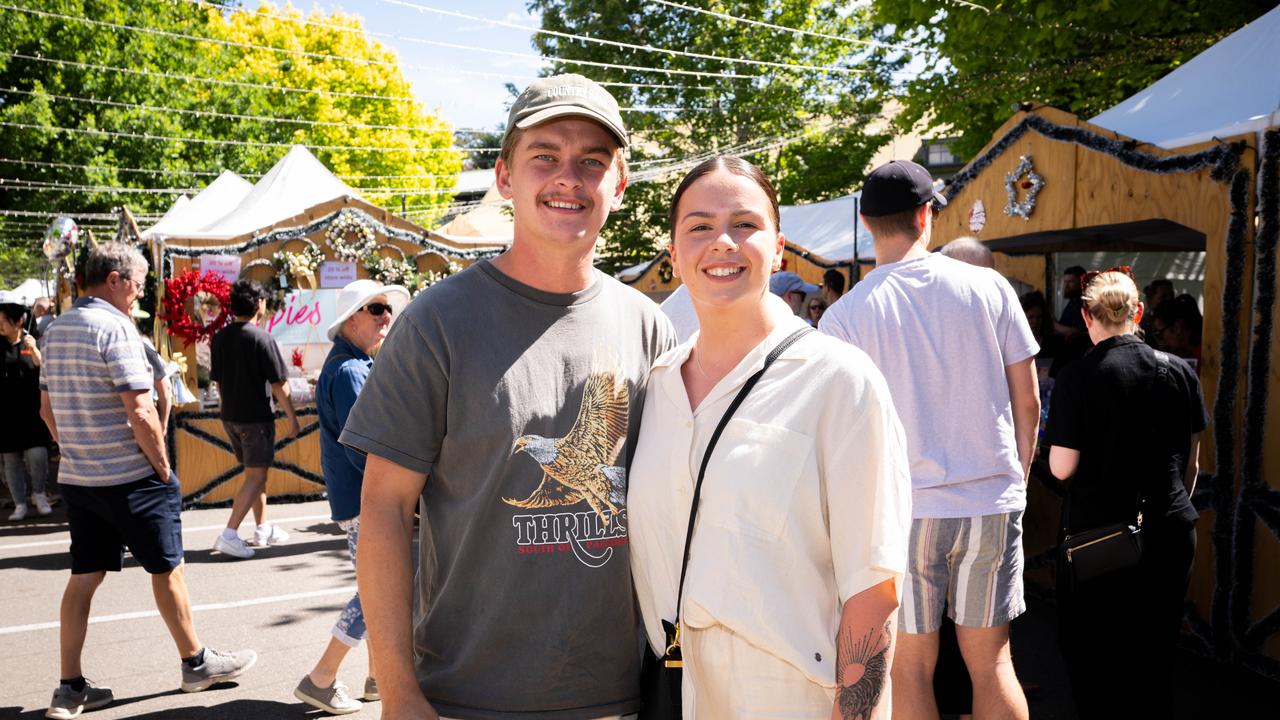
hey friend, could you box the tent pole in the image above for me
[852,196,860,288]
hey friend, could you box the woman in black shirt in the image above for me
[1045,269,1206,718]
[0,296,53,520]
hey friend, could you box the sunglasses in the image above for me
[363,302,394,317]
[1081,265,1136,289]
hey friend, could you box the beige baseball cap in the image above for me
[502,74,629,150]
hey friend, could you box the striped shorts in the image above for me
[899,511,1026,634]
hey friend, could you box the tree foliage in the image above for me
[528,0,898,272]
[872,0,1275,158]
[0,0,460,277]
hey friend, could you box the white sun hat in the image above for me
[327,279,409,341]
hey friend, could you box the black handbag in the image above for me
[1060,350,1170,586]
[1062,520,1144,584]
[638,327,812,720]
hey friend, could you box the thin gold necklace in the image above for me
[692,344,715,382]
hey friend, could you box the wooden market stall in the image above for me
[931,103,1280,676]
[144,146,505,508]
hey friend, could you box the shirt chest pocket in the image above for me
[699,418,814,541]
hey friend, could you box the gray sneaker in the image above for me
[294,675,362,715]
[362,676,379,701]
[46,679,113,719]
[180,647,258,692]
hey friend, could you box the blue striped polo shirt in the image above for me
[39,296,156,487]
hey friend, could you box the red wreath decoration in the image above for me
[161,270,232,344]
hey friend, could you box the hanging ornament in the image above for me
[968,199,987,234]
[43,216,80,260]
[1003,155,1045,220]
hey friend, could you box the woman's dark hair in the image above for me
[668,155,780,241]
[229,279,269,317]
[0,303,27,326]
[1019,290,1052,337]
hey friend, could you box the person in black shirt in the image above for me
[1045,269,1206,719]
[0,292,53,520]
[1053,265,1087,337]
[209,279,299,559]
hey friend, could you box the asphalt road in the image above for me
[2,498,1275,719]
[0,500,377,719]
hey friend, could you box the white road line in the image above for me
[0,513,332,551]
[0,585,356,636]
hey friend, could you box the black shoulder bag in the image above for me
[639,327,812,719]
[1061,349,1171,585]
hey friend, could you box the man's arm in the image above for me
[357,454,438,720]
[39,389,58,444]
[155,377,172,434]
[120,388,170,480]
[1184,432,1201,496]
[1005,356,1040,481]
[270,380,300,439]
[831,579,898,720]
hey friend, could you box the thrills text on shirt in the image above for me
[512,510,628,568]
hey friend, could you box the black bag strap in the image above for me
[671,326,813,623]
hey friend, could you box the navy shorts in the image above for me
[62,473,184,575]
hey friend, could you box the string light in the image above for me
[0,157,483,183]
[0,2,757,81]
[647,0,911,51]
[0,88,451,134]
[0,120,488,154]
[371,0,871,75]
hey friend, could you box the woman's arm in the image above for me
[831,579,898,720]
[1049,445,1080,481]
[1184,432,1201,496]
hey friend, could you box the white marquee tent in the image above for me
[140,170,253,240]
[778,192,873,262]
[185,145,361,239]
[1089,4,1280,149]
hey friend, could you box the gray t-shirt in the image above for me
[342,259,675,719]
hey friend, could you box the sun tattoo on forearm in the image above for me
[835,620,892,720]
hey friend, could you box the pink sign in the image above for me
[320,261,357,288]
[266,289,337,345]
[199,254,241,281]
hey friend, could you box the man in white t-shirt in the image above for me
[819,160,1041,720]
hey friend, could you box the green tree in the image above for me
[871,0,1274,158]
[528,0,897,272]
[0,0,460,259]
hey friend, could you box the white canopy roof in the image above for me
[187,145,361,239]
[1090,5,1280,149]
[140,171,252,239]
[779,193,874,262]
[5,278,56,304]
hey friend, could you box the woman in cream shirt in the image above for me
[628,156,912,719]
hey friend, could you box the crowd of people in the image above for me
[2,73,1209,720]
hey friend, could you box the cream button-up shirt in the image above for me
[629,317,912,687]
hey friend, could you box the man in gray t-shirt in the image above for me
[342,74,674,720]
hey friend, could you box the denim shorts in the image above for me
[222,420,276,468]
[63,473,184,575]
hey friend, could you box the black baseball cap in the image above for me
[860,160,947,217]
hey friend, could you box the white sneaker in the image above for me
[249,524,290,547]
[33,493,53,516]
[8,504,28,521]
[212,533,254,559]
